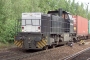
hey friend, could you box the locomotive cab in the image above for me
[14,13,48,49]
[21,13,41,32]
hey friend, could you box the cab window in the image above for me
[22,20,25,26]
[62,13,69,19]
[65,14,69,19]
[32,20,40,26]
[26,20,32,25]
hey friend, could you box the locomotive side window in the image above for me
[26,20,31,25]
[62,14,64,18]
[22,20,25,26]
[62,13,69,19]
[68,14,73,20]
[32,20,40,26]
[65,14,69,19]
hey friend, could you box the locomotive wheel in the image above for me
[73,38,77,43]
[52,45,55,48]
[43,46,48,50]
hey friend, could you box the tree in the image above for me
[0,0,90,43]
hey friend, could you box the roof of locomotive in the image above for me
[47,10,68,14]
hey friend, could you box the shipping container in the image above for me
[88,20,90,34]
[73,15,88,36]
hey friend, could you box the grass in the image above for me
[0,42,14,49]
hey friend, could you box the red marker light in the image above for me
[22,27,24,29]
[38,26,40,30]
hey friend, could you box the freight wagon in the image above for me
[73,15,88,41]
[89,20,90,33]
[88,20,90,38]
[14,8,76,50]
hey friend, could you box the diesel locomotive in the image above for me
[14,8,76,50]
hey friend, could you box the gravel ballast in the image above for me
[22,40,90,60]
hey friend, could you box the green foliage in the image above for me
[0,0,90,43]
[1,20,15,43]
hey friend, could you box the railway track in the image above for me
[62,47,90,60]
[0,47,55,60]
[71,48,90,60]
[0,40,90,60]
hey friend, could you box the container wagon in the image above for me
[88,20,90,38]
[73,15,88,41]
[14,8,76,50]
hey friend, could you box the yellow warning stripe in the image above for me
[41,40,46,46]
[18,41,23,48]
[39,41,45,47]
[17,42,22,47]
[37,43,43,48]
[14,40,23,48]
[37,42,43,48]
[38,42,43,47]
[42,40,46,44]
[37,43,41,48]
[42,39,47,42]
[18,41,22,47]
[20,41,23,48]
[37,39,47,48]
[16,41,21,46]
[14,41,18,45]
[37,42,42,48]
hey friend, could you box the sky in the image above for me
[74,0,90,10]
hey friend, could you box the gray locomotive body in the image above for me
[14,9,76,49]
